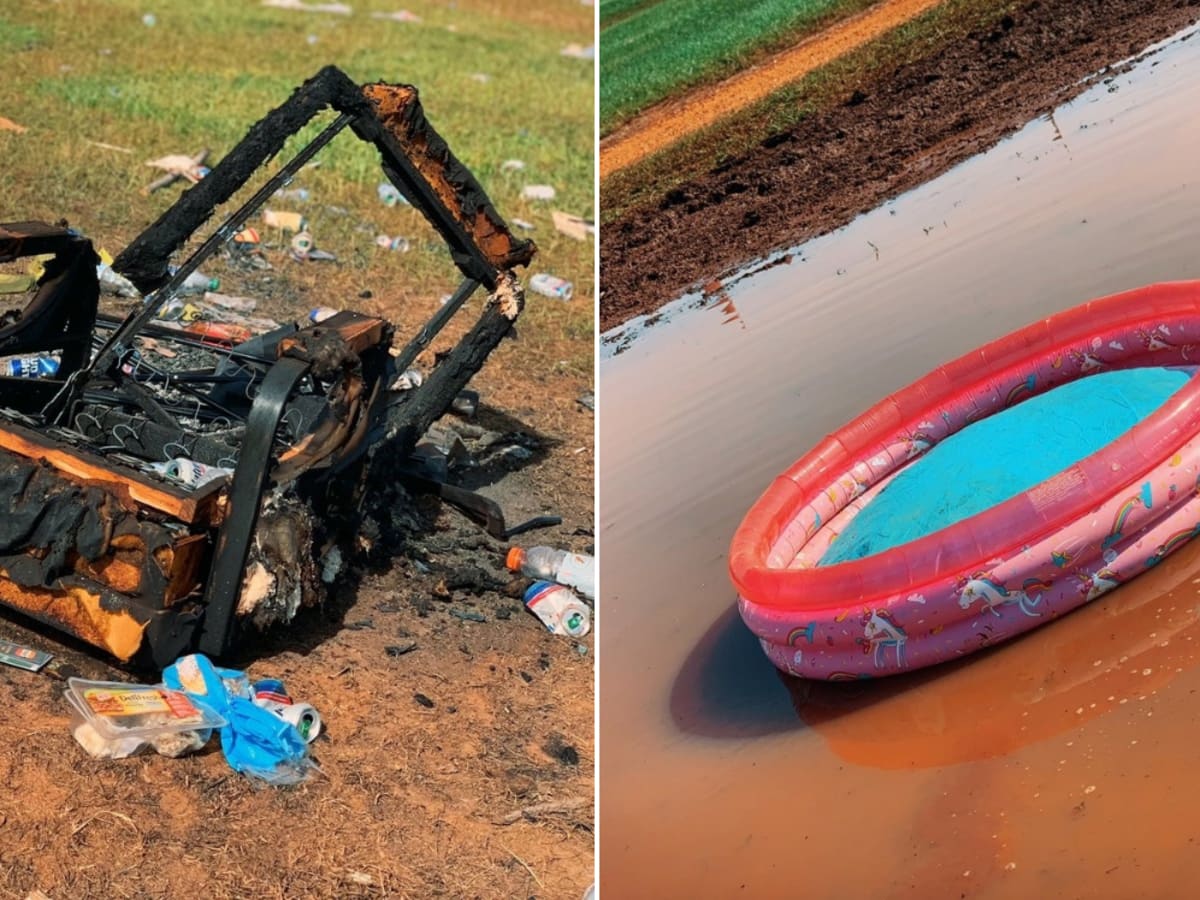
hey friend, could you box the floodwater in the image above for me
[599,25,1200,900]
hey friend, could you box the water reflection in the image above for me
[774,537,1200,767]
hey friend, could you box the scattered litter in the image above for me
[375,234,411,252]
[508,545,594,599]
[137,337,177,359]
[386,641,418,657]
[377,181,408,206]
[0,638,52,672]
[450,608,487,623]
[577,390,594,412]
[414,692,435,708]
[560,43,594,60]
[262,0,352,13]
[290,230,337,261]
[310,306,339,323]
[0,116,27,134]
[512,218,535,231]
[98,263,141,297]
[66,677,226,761]
[470,73,491,84]
[524,582,590,637]
[391,367,424,390]
[233,227,261,248]
[501,159,526,173]
[165,265,219,296]
[274,187,311,202]
[262,209,307,232]
[521,184,556,201]
[142,12,157,26]
[371,9,421,22]
[2,354,60,379]
[529,272,573,301]
[160,654,318,783]
[552,210,594,241]
[251,678,322,743]
[149,457,233,488]
[85,139,133,154]
[143,149,210,194]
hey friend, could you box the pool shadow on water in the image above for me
[668,604,806,738]
[667,601,982,742]
[670,543,1200,766]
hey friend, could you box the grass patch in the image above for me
[599,0,877,134]
[0,0,593,382]
[0,17,42,52]
[601,0,1018,224]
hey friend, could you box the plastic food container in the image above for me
[65,679,225,759]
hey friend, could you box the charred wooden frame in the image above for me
[0,68,535,667]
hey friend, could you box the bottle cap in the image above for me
[506,547,525,572]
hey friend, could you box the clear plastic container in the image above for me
[66,678,225,741]
[507,546,595,600]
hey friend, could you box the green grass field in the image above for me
[0,0,593,375]
[600,0,875,134]
[601,0,1017,224]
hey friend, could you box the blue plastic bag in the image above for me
[163,653,316,785]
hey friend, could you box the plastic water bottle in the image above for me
[507,546,594,600]
[3,355,60,378]
[167,265,219,296]
[97,264,141,298]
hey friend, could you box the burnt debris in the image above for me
[0,68,535,667]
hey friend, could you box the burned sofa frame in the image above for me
[0,67,534,667]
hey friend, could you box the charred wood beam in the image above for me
[113,69,369,292]
[113,66,533,295]
[380,275,523,455]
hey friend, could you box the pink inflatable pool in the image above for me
[729,281,1200,679]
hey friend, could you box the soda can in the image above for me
[2,355,60,378]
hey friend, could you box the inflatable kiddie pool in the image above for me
[730,282,1200,679]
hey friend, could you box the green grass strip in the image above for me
[601,0,1017,224]
[600,0,877,134]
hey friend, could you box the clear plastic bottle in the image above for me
[167,265,219,296]
[507,546,594,600]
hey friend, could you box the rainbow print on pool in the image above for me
[729,282,1200,679]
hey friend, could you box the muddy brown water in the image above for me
[600,26,1200,900]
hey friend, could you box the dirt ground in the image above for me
[599,0,1200,332]
[0,236,594,897]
